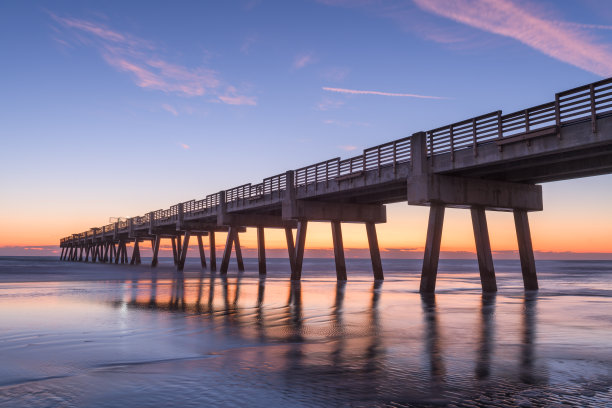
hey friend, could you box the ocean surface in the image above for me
[0,256,610,407]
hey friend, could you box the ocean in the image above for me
[0,256,610,407]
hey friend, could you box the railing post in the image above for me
[525,109,530,133]
[472,118,478,157]
[362,151,367,173]
[554,93,561,135]
[410,132,428,176]
[377,147,381,177]
[177,202,184,231]
[393,141,397,175]
[590,84,597,133]
[450,124,455,162]
[149,211,154,235]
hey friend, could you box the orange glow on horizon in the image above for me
[2,202,611,255]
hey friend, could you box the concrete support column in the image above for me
[110,243,116,263]
[177,232,190,271]
[420,204,445,293]
[84,245,90,262]
[285,227,296,276]
[257,226,266,275]
[209,232,217,271]
[78,246,84,262]
[234,231,245,272]
[151,236,160,267]
[331,221,347,280]
[291,221,308,281]
[220,228,234,274]
[366,222,384,280]
[176,235,182,265]
[514,210,538,290]
[171,237,178,265]
[103,242,110,263]
[60,247,65,260]
[197,235,207,268]
[123,242,128,264]
[471,207,497,292]
[130,241,141,265]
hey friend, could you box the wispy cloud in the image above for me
[338,145,358,151]
[315,97,345,111]
[412,0,612,76]
[323,86,448,99]
[179,143,190,150]
[161,103,178,116]
[293,52,316,69]
[50,13,256,104]
[218,86,257,106]
[556,21,612,31]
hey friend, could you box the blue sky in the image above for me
[1,0,611,255]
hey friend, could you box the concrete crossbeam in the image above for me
[407,174,543,211]
[283,200,386,223]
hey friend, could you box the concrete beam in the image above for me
[220,213,297,228]
[408,174,542,211]
[283,200,386,223]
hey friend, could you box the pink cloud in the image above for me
[51,14,255,103]
[323,86,448,99]
[412,0,612,76]
[178,143,190,150]
[218,86,257,106]
[162,104,178,116]
[293,52,315,69]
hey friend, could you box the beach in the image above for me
[0,257,610,407]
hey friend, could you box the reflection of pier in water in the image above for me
[112,273,547,398]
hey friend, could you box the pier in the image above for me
[60,78,612,292]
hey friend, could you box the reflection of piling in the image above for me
[475,292,496,379]
[420,293,445,383]
[331,281,346,366]
[520,291,538,384]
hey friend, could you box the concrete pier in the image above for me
[60,77,612,292]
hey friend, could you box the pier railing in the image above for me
[61,77,612,244]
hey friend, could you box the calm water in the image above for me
[0,256,611,407]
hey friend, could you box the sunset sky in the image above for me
[1,0,611,258]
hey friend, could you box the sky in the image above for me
[1,0,611,258]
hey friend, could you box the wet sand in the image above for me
[0,257,611,407]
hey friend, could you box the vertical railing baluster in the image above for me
[472,118,478,157]
[497,111,503,140]
[590,84,597,133]
[555,93,561,138]
[449,125,455,162]
[377,147,381,177]
[393,141,397,175]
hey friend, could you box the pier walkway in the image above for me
[60,78,612,292]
